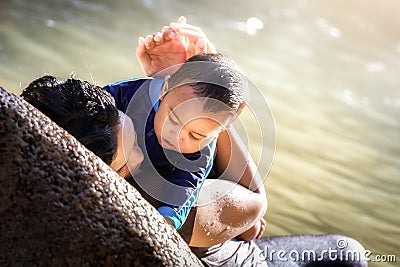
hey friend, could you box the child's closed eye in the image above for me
[169,116,179,125]
[189,133,201,141]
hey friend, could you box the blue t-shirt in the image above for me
[104,78,216,229]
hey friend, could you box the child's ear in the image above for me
[159,75,170,101]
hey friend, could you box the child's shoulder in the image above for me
[105,77,150,88]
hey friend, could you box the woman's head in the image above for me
[110,111,144,177]
[21,75,143,176]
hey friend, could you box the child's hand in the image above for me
[169,16,216,59]
[135,17,187,76]
[135,16,217,76]
[255,217,266,239]
[239,218,266,241]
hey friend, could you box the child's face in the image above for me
[154,84,232,154]
[110,112,144,178]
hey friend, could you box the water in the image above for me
[1,0,399,266]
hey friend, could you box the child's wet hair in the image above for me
[167,53,247,116]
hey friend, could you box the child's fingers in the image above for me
[172,27,203,45]
[161,26,172,41]
[171,22,202,32]
[177,15,187,24]
[162,25,169,33]
[135,37,150,73]
[153,32,162,42]
[255,219,266,239]
[162,27,177,42]
[153,32,164,45]
[195,36,216,54]
[135,37,146,57]
[162,16,186,42]
[195,38,217,54]
[258,218,267,239]
[170,23,204,48]
[144,35,155,50]
[195,38,206,54]
[161,26,177,41]
[171,23,204,39]
[161,25,169,37]
[178,27,217,54]
[170,19,218,55]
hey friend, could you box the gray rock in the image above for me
[0,86,203,267]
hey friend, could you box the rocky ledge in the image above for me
[0,86,202,266]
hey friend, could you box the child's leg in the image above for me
[189,179,266,247]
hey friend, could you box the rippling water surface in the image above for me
[1,1,399,266]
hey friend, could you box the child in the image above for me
[103,53,248,230]
[133,17,267,244]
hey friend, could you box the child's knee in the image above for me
[219,191,267,227]
[247,192,267,222]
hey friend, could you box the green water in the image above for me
[1,1,399,266]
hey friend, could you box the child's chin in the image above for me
[161,138,177,151]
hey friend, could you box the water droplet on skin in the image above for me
[206,232,211,236]
[226,226,231,230]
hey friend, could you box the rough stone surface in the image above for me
[0,86,203,267]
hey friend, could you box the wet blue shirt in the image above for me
[104,78,216,229]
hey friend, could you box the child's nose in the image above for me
[165,122,180,136]
[161,126,178,143]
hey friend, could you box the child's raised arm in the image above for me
[135,16,215,77]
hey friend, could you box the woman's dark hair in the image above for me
[21,75,119,165]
